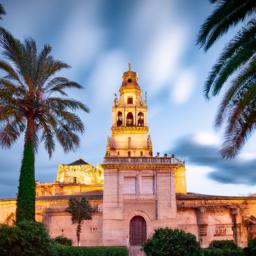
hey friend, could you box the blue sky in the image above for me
[1,0,256,198]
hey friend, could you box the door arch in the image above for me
[129,215,147,246]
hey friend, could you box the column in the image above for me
[196,207,208,247]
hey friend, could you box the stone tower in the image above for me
[102,66,185,247]
[106,64,152,158]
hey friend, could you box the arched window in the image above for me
[117,111,123,127]
[128,151,131,157]
[138,112,144,126]
[127,97,133,104]
[126,112,134,126]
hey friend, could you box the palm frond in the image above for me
[204,20,256,97]
[0,4,6,18]
[0,78,26,96]
[47,97,89,113]
[41,60,70,85]
[0,59,22,83]
[215,62,256,127]
[57,111,84,133]
[0,118,25,147]
[0,31,88,156]
[40,118,55,157]
[220,101,256,158]
[55,125,79,152]
[197,0,256,50]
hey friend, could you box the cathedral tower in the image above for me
[102,66,185,246]
[106,64,152,157]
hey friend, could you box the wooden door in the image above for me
[129,216,147,246]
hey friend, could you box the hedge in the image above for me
[244,239,256,256]
[53,236,72,246]
[55,245,128,256]
[209,240,238,250]
[0,221,56,256]
[201,248,245,256]
[143,228,200,256]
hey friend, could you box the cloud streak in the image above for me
[170,134,256,185]
[171,67,197,104]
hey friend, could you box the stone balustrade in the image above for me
[103,156,184,165]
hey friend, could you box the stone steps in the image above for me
[129,246,145,256]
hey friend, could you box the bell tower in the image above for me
[106,64,152,157]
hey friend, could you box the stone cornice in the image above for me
[112,126,149,135]
[103,156,185,170]
[102,163,181,170]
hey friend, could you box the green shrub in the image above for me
[202,248,245,256]
[54,235,72,246]
[244,239,256,256]
[209,240,238,250]
[143,228,200,256]
[0,220,56,256]
[55,245,128,256]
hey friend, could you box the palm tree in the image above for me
[65,197,95,246]
[197,0,256,158]
[0,28,89,223]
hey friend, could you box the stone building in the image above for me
[0,66,256,250]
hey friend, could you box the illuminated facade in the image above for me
[0,66,256,251]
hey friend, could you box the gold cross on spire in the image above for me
[128,63,131,71]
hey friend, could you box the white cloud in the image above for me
[56,0,105,74]
[2,0,59,39]
[172,67,197,104]
[194,131,220,145]
[239,152,256,161]
[88,50,128,105]
[144,26,188,93]
[128,0,189,94]
[186,165,256,196]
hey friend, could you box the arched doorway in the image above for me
[129,216,147,246]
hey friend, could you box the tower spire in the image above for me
[128,63,131,71]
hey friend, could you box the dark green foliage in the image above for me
[197,0,256,51]
[53,235,72,246]
[65,198,95,246]
[16,140,35,222]
[143,227,200,256]
[197,0,256,158]
[244,239,256,256]
[0,28,88,222]
[201,248,245,256]
[0,221,127,256]
[0,221,56,256]
[55,245,128,256]
[209,240,238,250]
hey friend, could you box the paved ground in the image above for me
[129,246,145,256]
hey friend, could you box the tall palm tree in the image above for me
[0,28,89,223]
[65,197,95,246]
[197,0,256,158]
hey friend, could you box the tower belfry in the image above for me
[106,65,152,157]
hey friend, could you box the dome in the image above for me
[119,64,141,93]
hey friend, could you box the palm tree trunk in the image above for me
[16,117,35,223]
[77,222,81,246]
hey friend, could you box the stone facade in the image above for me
[1,66,256,248]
